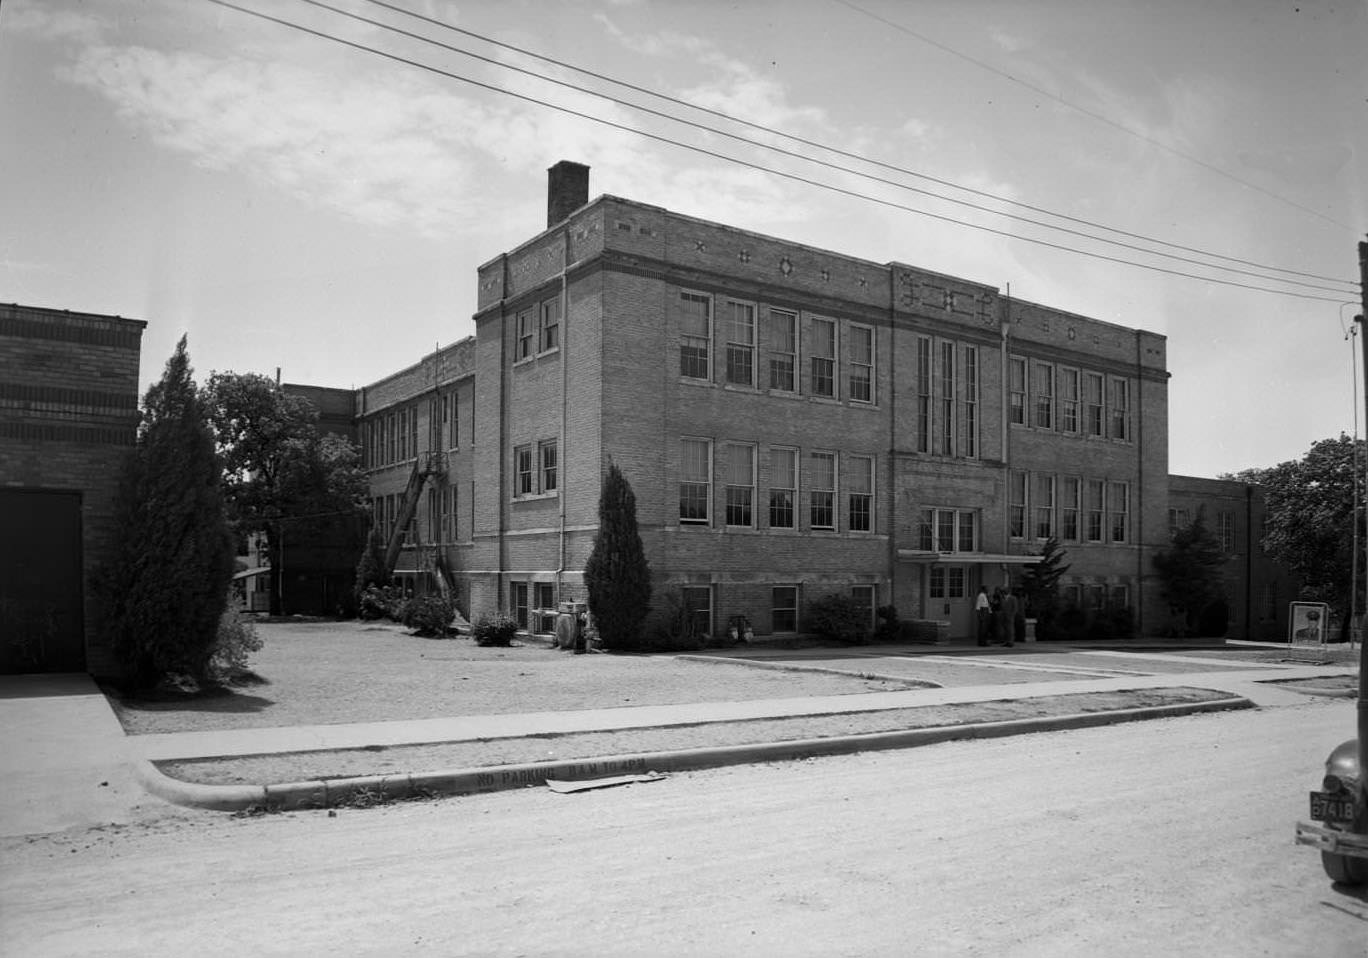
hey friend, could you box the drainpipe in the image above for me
[1353,240,1366,800]
[557,226,571,604]
[999,285,1011,591]
[1134,329,1144,635]
[496,253,510,615]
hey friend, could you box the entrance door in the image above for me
[0,489,85,673]
[929,564,973,639]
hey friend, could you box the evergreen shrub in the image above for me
[472,616,519,647]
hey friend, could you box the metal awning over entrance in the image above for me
[897,551,1042,564]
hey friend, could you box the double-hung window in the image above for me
[510,582,529,630]
[938,342,955,455]
[516,308,536,362]
[679,438,712,524]
[679,292,711,380]
[1110,378,1130,441]
[1217,511,1235,552]
[1060,368,1080,433]
[1009,470,1028,539]
[539,440,558,493]
[810,318,836,398]
[809,451,836,529]
[918,507,976,552]
[1060,477,1080,542]
[962,346,978,458]
[682,586,712,637]
[768,447,797,529]
[1033,362,1054,429]
[915,337,932,453]
[848,455,874,532]
[1086,479,1105,542]
[1034,474,1055,539]
[725,301,755,387]
[766,308,797,392]
[849,325,874,403]
[514,445,534,497]
[539,298,560,352]
[1009,357,1026,425]
[771,587,798,633]
[1085,373,1105,437]
[723,442,755,527]
[1109,481,1129,542]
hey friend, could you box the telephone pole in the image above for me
[1356,239,1367,792]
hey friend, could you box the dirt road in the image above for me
[3,697,1362,957]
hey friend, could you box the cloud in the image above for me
[7,0,105,45]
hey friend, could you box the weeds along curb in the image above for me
[136,696,1253,813]
[680,653,942,688]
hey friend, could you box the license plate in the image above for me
[1309,791,1357,822]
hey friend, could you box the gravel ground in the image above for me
[107,621,940,736]
[158,686,1236,786]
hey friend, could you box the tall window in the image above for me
[1085,373,1105,437]
[539,297,561,352]
[915,337,931,453]
[1217,510,1235,552]
[1110,378,1131,441]
[923,508,977,552]
[1060,368,1080,433]
[516,308,535,361]
[771,586,798,633]
[938,341,955,455]
[849,325,873,403]
[851,585,876,632]
[1061,477,1080,542]
[409,407,418,461]
[766,308,797,392]
[510,582,529,630]
[1086,479,1105,542]
[963,346,978,458]
[682,586,712,637]
[1009,470,1027,538]
[442,484,456,542]
[679,292,711,380]
[1009,357,1026,425]
[723,443,755,527]
[1034,474,1055,539]
[810,318,836,398]
[679,438,712,524]
[1109,481,1129,543]
[809,451,836,529]
[848,455,874,532]
[450,392,460,448]
[539,440,558,493]
[514,445,534,497]
[725,301,755,387]
[1033,362,1054,429]
[768,447,797,529]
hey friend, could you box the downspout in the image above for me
[1134,329,1144,634]
[1000,285,1011,584]
[887,268,897,610]
[496,253,510,613]
[557,226,570,602]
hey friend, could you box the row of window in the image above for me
[677,291,876,403]
[1009,358,1132,442]
[363,391,461,469]
[925,568,1130,610]
[1009,471,1130,544]
[912,338,979,458]
[513,440,559,498]
[679,438,876,532]
[514,296,561,362]
[1169,507,1236,552]
[372,483,459,546]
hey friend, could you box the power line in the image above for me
[834,0,1358,235]
[204,0,1358,306]
[356,0,1355,290]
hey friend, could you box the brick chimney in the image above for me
[547,160,590,228]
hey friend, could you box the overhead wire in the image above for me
[204,0,1358,306]
[355,0,1354,289]
[834,0,1359,236]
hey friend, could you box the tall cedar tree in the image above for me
[1018,537,1071,639]
[1152,508,1228,635]
[98,337,235,687]
[201,372,367,615]
[584,463,652,649]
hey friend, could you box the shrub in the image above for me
[805,593,869,644]
[358,584,400,621]
[402,594,456,637]
[210,593,264,682]
[875,604,900,640]
[472,616,519,647]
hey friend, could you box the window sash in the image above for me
[515,446,533,496]
[1109,481,1129,542]
[1009,469,1027,538]
[679,293,711,379]
[769,448,797,529]
[767,309,797,391]
[848,456,874,532]
[771,587,798,633]
[1060,369,1080,433]
[1085,373,1104,436]
[963,346,978,458]
[680,439,711,523]
[516,309,535,361]
[540,298,560,352]
[682,587,712,636]
[539,441,558,492]
[916,338,931,453]
[1110,378,1130,440]
[810,451,836,529]
[1034,363,1054,429]
[810,319,836,397]
[850,325,873,403]
[1009,357,1026,425]
[725,301,755,386]
[1034,474,1055,539]
[723,443,754,527]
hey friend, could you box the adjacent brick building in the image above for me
[345,163,1234,641]
[0,304,145,674]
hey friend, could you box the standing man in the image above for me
[975,586,991,646]
[999,587,1018,648]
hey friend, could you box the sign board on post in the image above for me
[1288,601,1330,645]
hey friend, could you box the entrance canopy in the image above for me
[897,551,1042,564]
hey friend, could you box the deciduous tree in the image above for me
[1152,508,1228,636]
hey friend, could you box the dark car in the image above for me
[1295,738,1368,884]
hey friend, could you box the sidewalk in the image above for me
[3,641,1357,827]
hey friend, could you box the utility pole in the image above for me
[1356,239,1367,798]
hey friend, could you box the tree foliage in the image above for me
[355,526,389,601]
[1152,508,1228,635]
[1018,537,1071,639]
[584,463,652,650]
[1226,435,1363,620]
[200,373,367,614]
[97,337,235,687]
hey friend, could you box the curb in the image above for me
[135,696,1253,813]
[680,654,942,688]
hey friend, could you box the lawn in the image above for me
[107,620,932,735]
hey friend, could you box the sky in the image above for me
[2,0,1365,479]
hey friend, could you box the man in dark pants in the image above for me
[999,588,1018,647]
